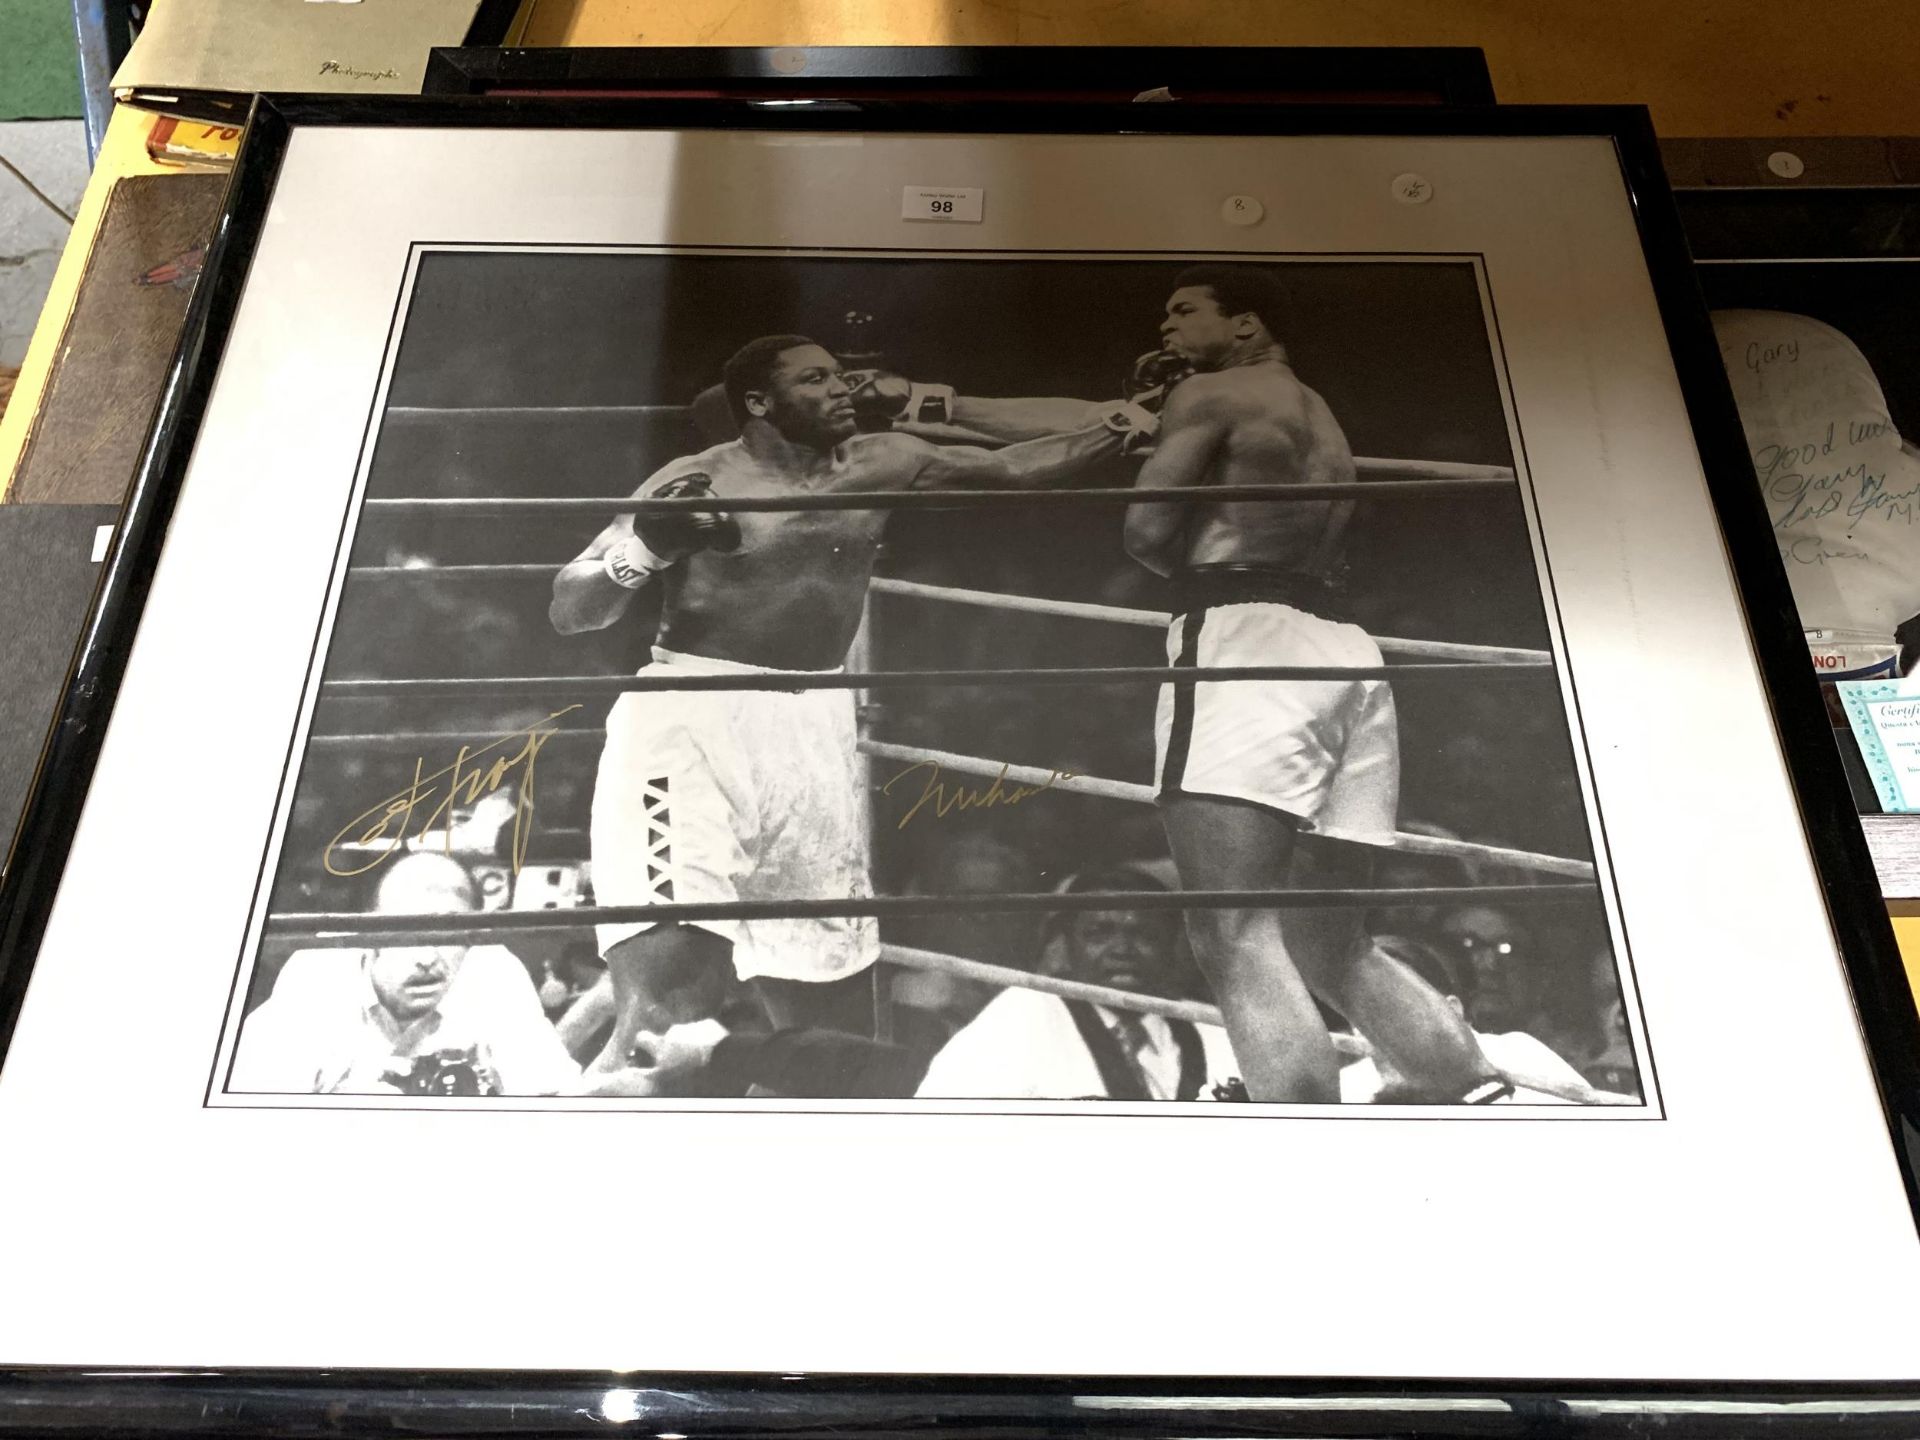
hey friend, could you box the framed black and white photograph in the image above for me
[2,98,1918,1415]
[212,244,1641,1116]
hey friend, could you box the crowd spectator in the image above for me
[1341,931,1590,1104]
[885,831,1040,1048]
[232,852,582,1096]
[917,864,1239,1100]
[1435,905,1543,1038]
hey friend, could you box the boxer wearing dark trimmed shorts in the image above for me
[1122,265,1502,1105]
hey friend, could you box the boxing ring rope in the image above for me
[351,563,561,579]
[296,727,1590,882]
[1352,459,1511,481]
[360,477,1514,518]
[340,563,1549,667]
[266,886,1596,943]
[848,568,883,1038]
[857,741,1596,881]
[878,943,1634,1106]
[378,395,1514,489]
[864,577,1550,665]
[319,661,1549,702]
[384,404,689,419]
[881,942,1236,1032]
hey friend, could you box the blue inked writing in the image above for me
[1763,454,1865,531]
[1783,536,1870,566]
[1849,471,1920,525]
[1758,417,1915,530]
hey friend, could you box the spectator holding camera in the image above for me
[231,852,581,1097]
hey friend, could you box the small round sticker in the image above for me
[1392,173,1434,205]
[1766,150,1806,179]
[1221,195,1264,226]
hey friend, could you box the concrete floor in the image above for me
[0,119,89,369]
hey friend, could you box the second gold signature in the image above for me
[882,760,1077,830]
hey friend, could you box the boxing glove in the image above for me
[1124,349,1193,411]
[844,369,956,429]
[604,473,739,588]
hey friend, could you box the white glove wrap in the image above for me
[904,382,956,426]
[1102,400,1161,454]
[603,533,672,589]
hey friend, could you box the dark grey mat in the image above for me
[0,504,115,869]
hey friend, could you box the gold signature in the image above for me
[881,760,1077,830]
[323,705,584,879]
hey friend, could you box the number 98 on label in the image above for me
[902,186,985,223]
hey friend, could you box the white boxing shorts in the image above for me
[590,646,877,983]
[1154,601,1399,844]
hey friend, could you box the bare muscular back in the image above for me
[649,440,895,671]
[1173,362,1357,574]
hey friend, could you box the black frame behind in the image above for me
[1,96,1917,1432]
[421,44,1497,106]
[1670,145,1920,262]
[1666,137,1920,898]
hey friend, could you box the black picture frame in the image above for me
[1665,137,1920,900]
[2,96,1918,1432]
[420,43,1497,107]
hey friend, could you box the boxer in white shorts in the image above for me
[1123,265,1502,1104]
[591,649,874,987]
[552,333,1155,1080]
[1155,588,1399,840]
